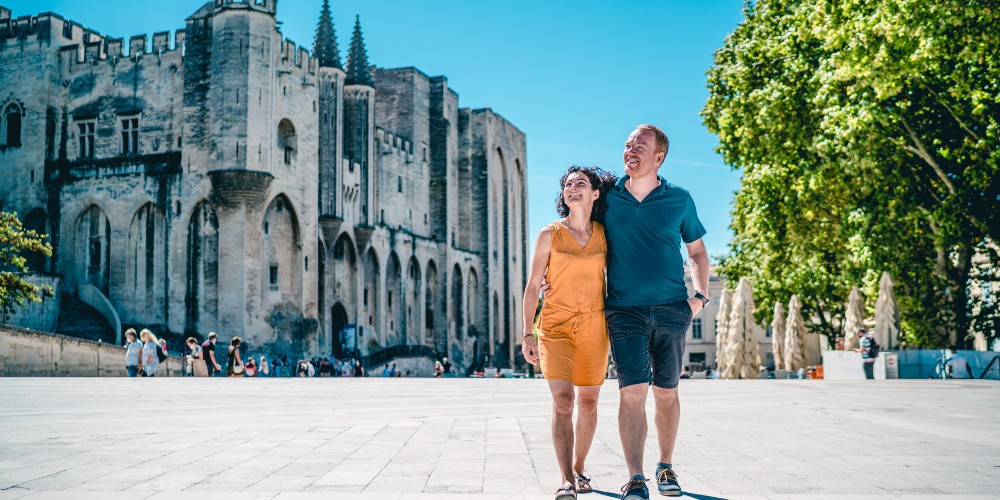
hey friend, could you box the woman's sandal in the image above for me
[555,484,577,500]
[574,472,593,494]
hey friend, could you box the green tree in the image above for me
[702,0,1000,348]
[0,211,53,320]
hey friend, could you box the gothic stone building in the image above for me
[0,0,528,371]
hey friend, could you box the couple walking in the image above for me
[522,124,709,500]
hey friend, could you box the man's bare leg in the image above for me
[618,383,649,478]
[652,386,680,464]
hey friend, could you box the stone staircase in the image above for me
[55,293,115,343]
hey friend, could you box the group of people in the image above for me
[125,330,367,378]
[123,328,169,377]
[522,124,709,499]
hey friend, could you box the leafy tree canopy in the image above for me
[703,0,999,347]
[0,211,53,319]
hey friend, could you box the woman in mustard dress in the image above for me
[522,166,616,500]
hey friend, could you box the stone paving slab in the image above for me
[0,378,998,499]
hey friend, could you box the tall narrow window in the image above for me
[269,263,279,288]
[77,120,95,159]
[120,115,139,155]
[1,103,24,148]
[692,318,702,339]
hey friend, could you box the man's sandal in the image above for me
[574,472,593,494]
[555,484,577,500]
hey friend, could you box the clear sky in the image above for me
[5,0,746,259]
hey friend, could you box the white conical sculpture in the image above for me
[770,301,786,369]
[723,278,761,379]
[874,272,900,349]
[714,289,733,375]
[783,295,807,372]
[843,286,865,350]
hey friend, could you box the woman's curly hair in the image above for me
[555,166,619,223]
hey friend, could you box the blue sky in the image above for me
[6,0,746,259]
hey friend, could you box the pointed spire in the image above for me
[313,0,342,69]
[345,15,374,86]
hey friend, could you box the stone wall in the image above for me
[2,274,60,332]
[0,324,184,376]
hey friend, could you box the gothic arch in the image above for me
[425,259,441,352]
[406,256,422,345]
[467,267,479,338]
[261,194,302,307]
[363,247,381,349]
[126,203,167,324]
[451,264,464,340]
[386,251,403,346]
[185,201,219,335]
[331,232,358,344]
[74,205,111,295]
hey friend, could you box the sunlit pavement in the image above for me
[0,377,997,499]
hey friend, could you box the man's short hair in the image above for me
[125,328,136,337]
[208,332,217,339]
[635,124,669,156]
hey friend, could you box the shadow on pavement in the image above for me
[590,490,728,500]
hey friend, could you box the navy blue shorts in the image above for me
[606,300,693,389]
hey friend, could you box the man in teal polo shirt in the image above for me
[608,125,709,499]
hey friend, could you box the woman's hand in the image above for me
[521,334,539,365]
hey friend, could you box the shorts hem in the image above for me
[617,378,652,389]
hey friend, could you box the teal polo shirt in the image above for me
[605,175,706,307]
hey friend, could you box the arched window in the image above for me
[1,102,24,148]
[278,119,296,164]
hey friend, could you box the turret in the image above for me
[316,0,346,227]
[313,0,341,70]
[343,15,375,224]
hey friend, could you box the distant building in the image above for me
[0,0,528,372]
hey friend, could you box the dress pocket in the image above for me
[541,307,578,338]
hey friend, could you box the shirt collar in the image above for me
[615,175,670,193]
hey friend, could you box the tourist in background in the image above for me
[946,346,972,379]
[139,329,161,377]
[522,165,616,499]
[259,356,270,377]
[186,337,208,377]
[853,328,877,380]
[244,357,257,377]
[226,337,243,377]
[202,332,222,377]
[124,328,141,377]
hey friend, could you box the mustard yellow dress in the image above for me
[538,221,610,386]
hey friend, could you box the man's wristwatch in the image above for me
[693,292,710,308]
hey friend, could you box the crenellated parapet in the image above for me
[375,127,416,163]
[278,37,317,79]
[211,0,276,17]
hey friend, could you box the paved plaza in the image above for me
[0,378,997,500]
